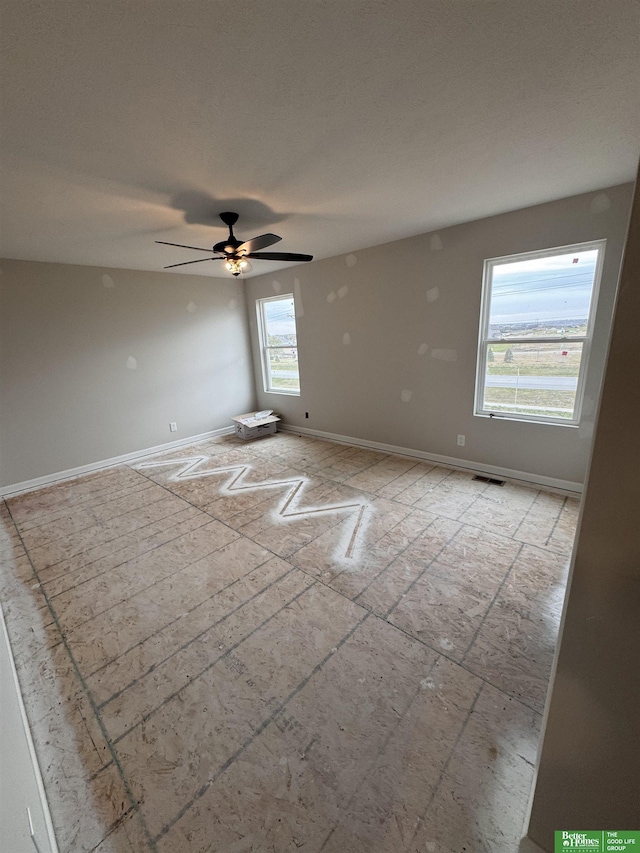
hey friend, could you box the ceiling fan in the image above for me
[156,211,313,276]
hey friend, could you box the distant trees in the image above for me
[504,348,514,363]
[488,347,495,362]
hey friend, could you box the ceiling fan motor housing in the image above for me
[213,237,241,255]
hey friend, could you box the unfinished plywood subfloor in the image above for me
[0,432,578,852]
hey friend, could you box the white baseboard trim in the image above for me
[1,423,583,499]
[0,426,235,498]
[279,424,583,496]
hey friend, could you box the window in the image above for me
[475,240,605,425]
[257,294,300,395]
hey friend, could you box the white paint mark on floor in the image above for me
[186,301,197,313]
[421,677,435,690]
[431,349,457,362]
[343,332,351,345]
[346,254,357,267]
[417,343,429,355]
[134,455,373,561]
[338,285,349,299]
[426,287,439,302]
[327,291,337,303]
[439,638,454,651]
[400,390,413,403]
[126,356,137,370]
[102,274,114,288]
[430,234,443,251]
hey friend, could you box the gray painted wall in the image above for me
[246,184,633,486]
[0,184,632,490]
[527,172,639,849]
[0,260,256,487]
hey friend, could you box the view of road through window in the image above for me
[480,246,601,421]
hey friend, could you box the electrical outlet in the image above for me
[170,422,177,432]
[457,434,465,447]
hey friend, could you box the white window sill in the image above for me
[474,411,580,428]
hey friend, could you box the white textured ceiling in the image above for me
[1,0,638,278]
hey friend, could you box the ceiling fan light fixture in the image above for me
[225,258,250,276]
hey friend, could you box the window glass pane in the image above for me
[267,347,300,392]
[488,250,598,339]
[482,341,584,420]
[263,297,297,346]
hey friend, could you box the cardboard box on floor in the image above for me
[231,410,280,441]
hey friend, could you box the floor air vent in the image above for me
[473,475,505,486]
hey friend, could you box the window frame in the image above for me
[256,293,301,396]
[474,239,606,427]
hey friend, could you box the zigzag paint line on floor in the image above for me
[134,455,373,560]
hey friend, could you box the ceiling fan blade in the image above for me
[246,252,313,262]
[237,233,282,254]
[163,257,222,269]
[156,241,214,253]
